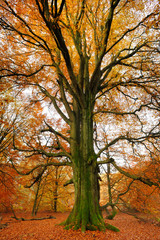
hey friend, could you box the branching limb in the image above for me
[105,12,159,56]
[111,159,159,187]
[35,0,84,107]
[0,1,53,54]
[24,166,47,188]
[41,120,70,143]
[97,133,160,158]
[9,157,71,177]
[97,136,126,157]
[94,102,158,116]
[90,0,121,92]
[37,84,70,125]
[57,78,74,119]
[13,132,71,159]
[100,179,134,218]
[0,65,53,80]
[100,42,147,85]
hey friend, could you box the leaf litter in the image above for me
[0,212,160,240]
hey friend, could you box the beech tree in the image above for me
[0,0,160,231]
[0,88,21,212]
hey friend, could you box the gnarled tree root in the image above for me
[60,221,120,232]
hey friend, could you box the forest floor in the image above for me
[0,211,160,240]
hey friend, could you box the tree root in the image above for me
[105,223,120,232]
[60,220,119,232]
[106,208,118,220]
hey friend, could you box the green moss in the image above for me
[73,224,80,230]
[64,224,74,230]
[86,224,98,231]
[59,159,120,233]
[107,209,117,220]
[64,225,70,230]
[106,223,120,232]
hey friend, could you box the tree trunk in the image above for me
[53,167,58,212]
[32,180,41,216]
[62,103,106,231]
[64,161,106,232]
[61,97,119,232]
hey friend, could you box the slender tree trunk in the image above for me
[53,167,58,212]
[106,163,117,219]
[32,180,41,216]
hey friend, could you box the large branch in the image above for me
[35,0,84,107]
[100,180,134,210]
[50,61,81,105]
[41,121,70,143]
[57,78,74,119]
[105,12,159,56]
[97,135,126,157]
[111,159,159,187]
[14,143,71,159]
[12,215,56,221]
[0,65,53,79]
[90,0,120,92]
[9,158,71,177]
[97,77,160,103]
[100,42,146,86]
[97,133,160,157]
[13,133,71,159]
[25,166,47,188]
[0,1,52,54]
[37,84,70,125]
[94,102,158,116]
[98,157,159,188]
[39,148,71,159]
[98,13,159,88]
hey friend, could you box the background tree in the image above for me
[99,125,160,219]
[112,154,160,215]
[27,164,73,215]
[0,86,21,212]
[37,165,74,213]
[0,0,159,232]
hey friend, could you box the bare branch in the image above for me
[111,159,159,187]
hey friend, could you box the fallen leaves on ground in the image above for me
[0,212,160,240]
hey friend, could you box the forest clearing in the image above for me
[0,211,160,240]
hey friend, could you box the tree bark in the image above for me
[61,101,107,231]
[64,160,106,231]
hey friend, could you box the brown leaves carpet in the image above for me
[0,212,160,240]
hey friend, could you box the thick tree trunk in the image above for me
[62,103,106,231]
[64,161,106,232]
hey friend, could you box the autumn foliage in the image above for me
[116,157,160,214]
[0,0,160,232]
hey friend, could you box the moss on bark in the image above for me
[61,161,119,232]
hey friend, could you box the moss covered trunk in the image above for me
[63,101,106,232]
[64,161,106,232]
